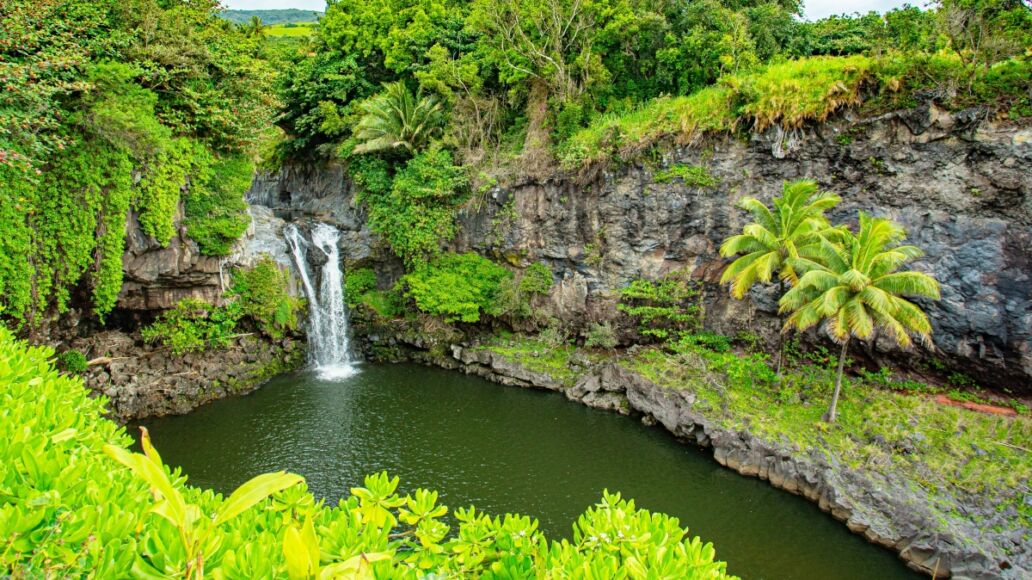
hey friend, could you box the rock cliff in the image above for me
[256,107,1032,391]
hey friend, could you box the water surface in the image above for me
[137,363,918,580]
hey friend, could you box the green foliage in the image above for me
[402,253,511,322]
[780,213,941,349]
[490,262,554,320]
[583,321,619,350]
[141,298,242,356]
[221,9,322,25]
[183,156,254,256]
[519,262,554,295]
[353,82,444,155]
[618,272,703,342]
[344,267,378,307]
[359,146,469,265]
[230,258,303,340]
[136,139,204,246]
[654,164,719,187]
[0,328,737,577]
[0,0,274,328]
[719,179,841,299]
[56,350,88,375]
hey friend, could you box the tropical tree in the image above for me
[353,82,443,155]
[718,179,841,373]
[779,213,940,422]
[243,16,267,37]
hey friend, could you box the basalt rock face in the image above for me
[74,330,304,422]
[262,110,1031,390]
[454,110,1032,391]
[118,202,297,312]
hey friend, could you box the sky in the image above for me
[221,0,923,22]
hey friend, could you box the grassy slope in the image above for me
[559,54,1031,169]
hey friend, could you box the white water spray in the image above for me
[285,223,357,380]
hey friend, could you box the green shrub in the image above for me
[358,147,469,266]
[141,298,242,355]
[184,155,253,256]
[537,319,569,348]
[490,263,555,320]
[230,257,303,340]
[344,267,378,307]
[0,327,736,578]
[677,332,732,353]
[584,321,618,350]
[402,253,511,323]
[618,272,703,342]
[56,350,89,375]
[654,164,719,187]
[519,262,554,295]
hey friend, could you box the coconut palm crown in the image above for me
[719,179,842,299]
[779,212,941,421]
[353,82,443,155]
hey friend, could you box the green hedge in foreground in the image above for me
[0,328,735,578]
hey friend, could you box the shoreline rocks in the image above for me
[442,343,1027,579]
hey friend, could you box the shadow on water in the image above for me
[134,363,921,580]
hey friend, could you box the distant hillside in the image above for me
[221,9,322,25]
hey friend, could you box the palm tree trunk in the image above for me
[775,279,786,377]
[826,338,850,423]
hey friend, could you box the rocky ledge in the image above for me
[72,331,304,422]
[446,344,1028,579]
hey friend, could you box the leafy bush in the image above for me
[537,319,569,348]
[230,258,303,340]
[677,332,732,353]
[141,298,242,355]
[359,147,469,265]
[584,321,619,350]
[402,253,511,322]
[0,328,736,578]
[56,350,89,375]
[183,155,253,256]
[618,272,703,342]
[344,267,378,307]
[519,262,554,295]
[490,262,554,320]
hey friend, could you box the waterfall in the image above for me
[284,223,357,380]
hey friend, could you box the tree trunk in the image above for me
[775,279,786,377]
[825,338,850,423]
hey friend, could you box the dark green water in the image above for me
[136,363,917,580]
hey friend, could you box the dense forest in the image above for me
[1,0,1028,331]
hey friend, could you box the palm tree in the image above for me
[779,213,940,422]
[352,82,443,155]
[719,179,842,374]
[243,16,266,37]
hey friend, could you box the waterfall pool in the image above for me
[136,364,920,580]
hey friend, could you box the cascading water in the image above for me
[285,223,357,380]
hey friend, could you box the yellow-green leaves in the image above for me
[283,517,320,579]
[216,472,304,526]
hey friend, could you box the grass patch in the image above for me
[561,53,1031,168]
[620,341,1032,528]
[265,22,316,37]
[653,164,719,187]
[479,334,580,385]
